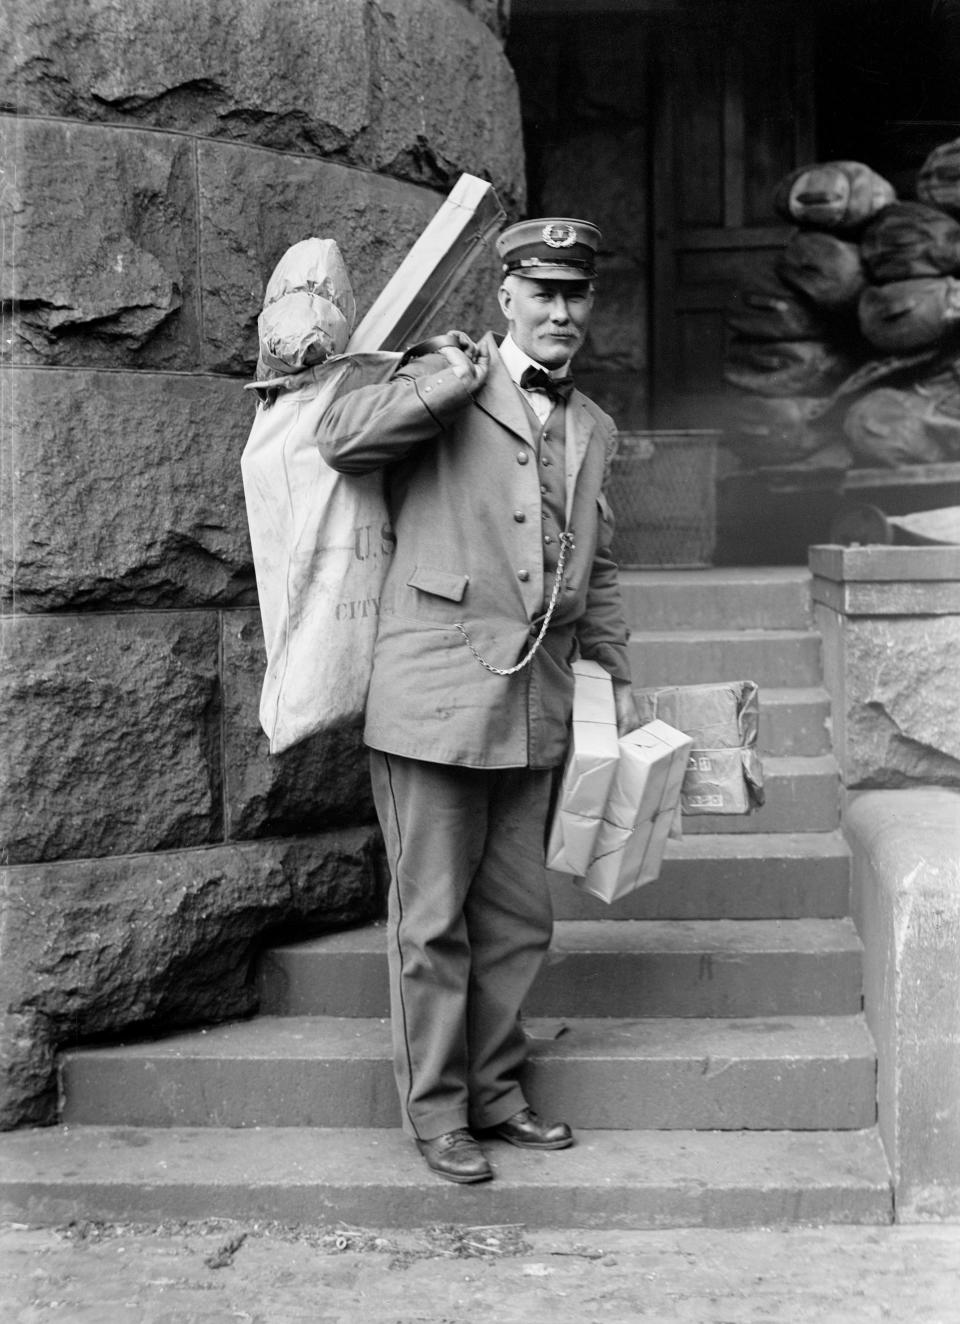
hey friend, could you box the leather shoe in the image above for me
[486,1107,574,1150]
[416,1129,493,1184]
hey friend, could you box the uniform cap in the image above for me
[496,218,600,281]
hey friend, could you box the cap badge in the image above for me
[542,222,578,248]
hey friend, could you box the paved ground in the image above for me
[2,1218,959,1323]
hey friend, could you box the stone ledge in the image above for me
[812,577,960,616]
[810,545,960,584]
[846,789,960,1222]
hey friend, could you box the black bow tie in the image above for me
[519,365,574,400]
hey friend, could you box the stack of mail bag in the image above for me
[547,660,693,904]
[724,145,960,470]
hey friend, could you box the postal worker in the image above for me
[315,217,639,1184]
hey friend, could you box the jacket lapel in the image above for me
[472,332,535,445]
[563,389,598,525]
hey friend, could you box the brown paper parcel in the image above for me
[634,680,765,814]
[578,719,694,905]
[546,659,620,876]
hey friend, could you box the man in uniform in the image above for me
[316,218,638,1183]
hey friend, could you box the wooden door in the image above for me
[650,0,816,428]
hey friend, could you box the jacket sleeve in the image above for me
[576,423,633,684]
[314,355,474,474]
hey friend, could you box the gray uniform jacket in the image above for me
[315,332,632,770]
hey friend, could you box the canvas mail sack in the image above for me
[773,160,895,231]
[724,336,854,397]
[860,202,960,284]
[241,238,401,754]
[723,392,832,465]
[776,231,867,310]
[858,276,960,353]
[242,176,506,754]
[843,385,960,466]
[917,137,960,217]
[725,272,826,342]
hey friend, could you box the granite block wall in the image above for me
[0,0,525,1126]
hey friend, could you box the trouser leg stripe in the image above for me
[383,754,420,1139]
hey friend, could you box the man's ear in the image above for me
[497,282,512,321]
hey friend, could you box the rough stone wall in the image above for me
[0,0,525,1128]
[811,547,960,791]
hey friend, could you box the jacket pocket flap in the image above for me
[407,565,469,602]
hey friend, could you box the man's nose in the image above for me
[549,297,570,321]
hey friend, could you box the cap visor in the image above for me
[510,265,595,282]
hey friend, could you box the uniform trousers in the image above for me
[369,749,555,1141]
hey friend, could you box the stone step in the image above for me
[59,1015,877,1132]
[627,629,822,688]
[754,687,831,756]
[682,754,839,835]
[619,567,814,632]
[549,831,850,920]
[0,1125,892,1229]
[257,918,864,1020]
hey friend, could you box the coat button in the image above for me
[517,569,530,582]
[513,510,526,522]
[517,451,529,465]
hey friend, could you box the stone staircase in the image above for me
[0,567,893,1229]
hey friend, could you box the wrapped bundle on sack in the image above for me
[858,276,960,353]
[843,385,960,466]
[773,160,895,232]
[634,681,765,815]
[917,138,960,217]
[546,660,621,876]
[575,721,694,905]
[725,272,827,342]
[724,336,855,397]
[253,239,357,383]
[776,231,867,311]
[860,202,960,284]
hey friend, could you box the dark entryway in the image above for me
[507,0,960,562]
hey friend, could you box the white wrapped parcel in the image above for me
[545,659,620,876]
[578,719,693,905]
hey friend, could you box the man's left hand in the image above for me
[438,331,489,393]
[613,679,641,736]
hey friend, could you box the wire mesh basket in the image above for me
[608,430,719,568]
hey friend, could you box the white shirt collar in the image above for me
[500,335,569,387]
